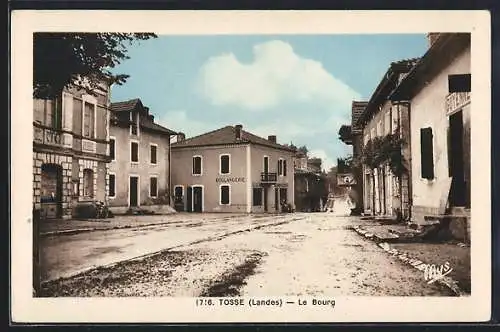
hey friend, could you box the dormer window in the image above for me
[130,111,139,136]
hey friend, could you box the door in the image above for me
[40,164,62,219]
[274,187,279,211]
[263,187,268,212]
[448,110,467,206]
[129,176,138,207]
[193,186,203,212]
[186,186,193,212]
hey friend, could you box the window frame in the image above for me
[149,175,158,198]
[109,136,116,161]
[219,153,231,175]
[82,168,94,199]
[278,159,284,176]
[192,155,203,176]
[108,172,116,198]
[219,184,231,205]
[130,139,140,164]
[81,95,97,139]
[150,143,158,165]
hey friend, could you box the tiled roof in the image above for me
[110,98,142,112]
[172,125,295,152]
[142,121,177,135]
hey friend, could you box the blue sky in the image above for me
[110,34,428,171]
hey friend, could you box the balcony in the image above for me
[260,172,277,184]
[33,123,63,147]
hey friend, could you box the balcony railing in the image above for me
[260,172,277,183]
[33,123,63,147]
[446,91,470,116]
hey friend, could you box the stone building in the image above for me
[171,124,295,213]
[390,33,471,241]
[294,153,327,212]
[356,58,419,220]
[108,98,177,214]
[33,81,112,219]
[339,100,368,214]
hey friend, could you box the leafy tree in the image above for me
[33,32,157,99]
[297,145,308,156]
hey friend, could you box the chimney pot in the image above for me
[268,135,277,143]
[235,124,243,140]
[177,132,185,142]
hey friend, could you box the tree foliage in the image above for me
[361,133,406,176]
[297,145,308,156]
[33,32,157,99]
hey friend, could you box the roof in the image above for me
[390,33,471,101]
[110,98,142,112]
[110,98,177,135]
[356,57,420,127]
[172,125,295,152]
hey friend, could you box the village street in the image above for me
[38,197,454,297]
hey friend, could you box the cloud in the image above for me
[197,40,361,111]
[156,110,214,138]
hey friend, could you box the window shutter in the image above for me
[283,160,287,176]
[420,127,434,179]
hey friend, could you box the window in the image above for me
[109,173,116,198]
[131,141,139,163]
[150,144,157,164]
[83,169,94,198]
[283,160,287,176]
[109,138,116,160]
[420,127,435,179]
[130,112,138,136]
[220,185,230,205]
[278,159,283,176]
[192,156,202,175]
[83,101,95,138]
[150,176,158,198]
[34,98,62,129]
[174,186,184,204]
[253,188,263,206]
[220,154,230,174]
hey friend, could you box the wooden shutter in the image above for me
[283,160,287,176]
[420,127,434,179]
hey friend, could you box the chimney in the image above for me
[177,132,185,142]
[427,33,440,48]
[149,114,154,122]
[268,135,277,143]
[235,124,243,140]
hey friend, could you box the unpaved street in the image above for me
[40,211,454,297]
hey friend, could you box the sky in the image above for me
[110,34,428,171]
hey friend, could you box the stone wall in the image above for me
[32,151,73,219]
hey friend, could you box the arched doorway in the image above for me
[40,163,63,219]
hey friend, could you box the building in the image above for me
[356,58,420,220]
[338,100,369,214]
[390,33,471,241]
[33,80,112,219]
[108,98,177,214]
[171,124,295,213]
[294,153,328,212]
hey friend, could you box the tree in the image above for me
[297,145,309,156]
[33,32,157,99]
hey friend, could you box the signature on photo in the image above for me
[423,262,453,284]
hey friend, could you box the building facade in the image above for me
[33,81,112,219]
[339,101,368,214]
[294,153,328,212]
[108,98,177,214]
[356,59,419,220]
[390,33,471,240]
[171,125,295,213]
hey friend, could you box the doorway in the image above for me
[40,164,62,219]
[186,186,193,212]
[192,186,203,212]
[263,187,268,212]
[129,176,139,207]
[274,188,279,211]
[448,110,467,207]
